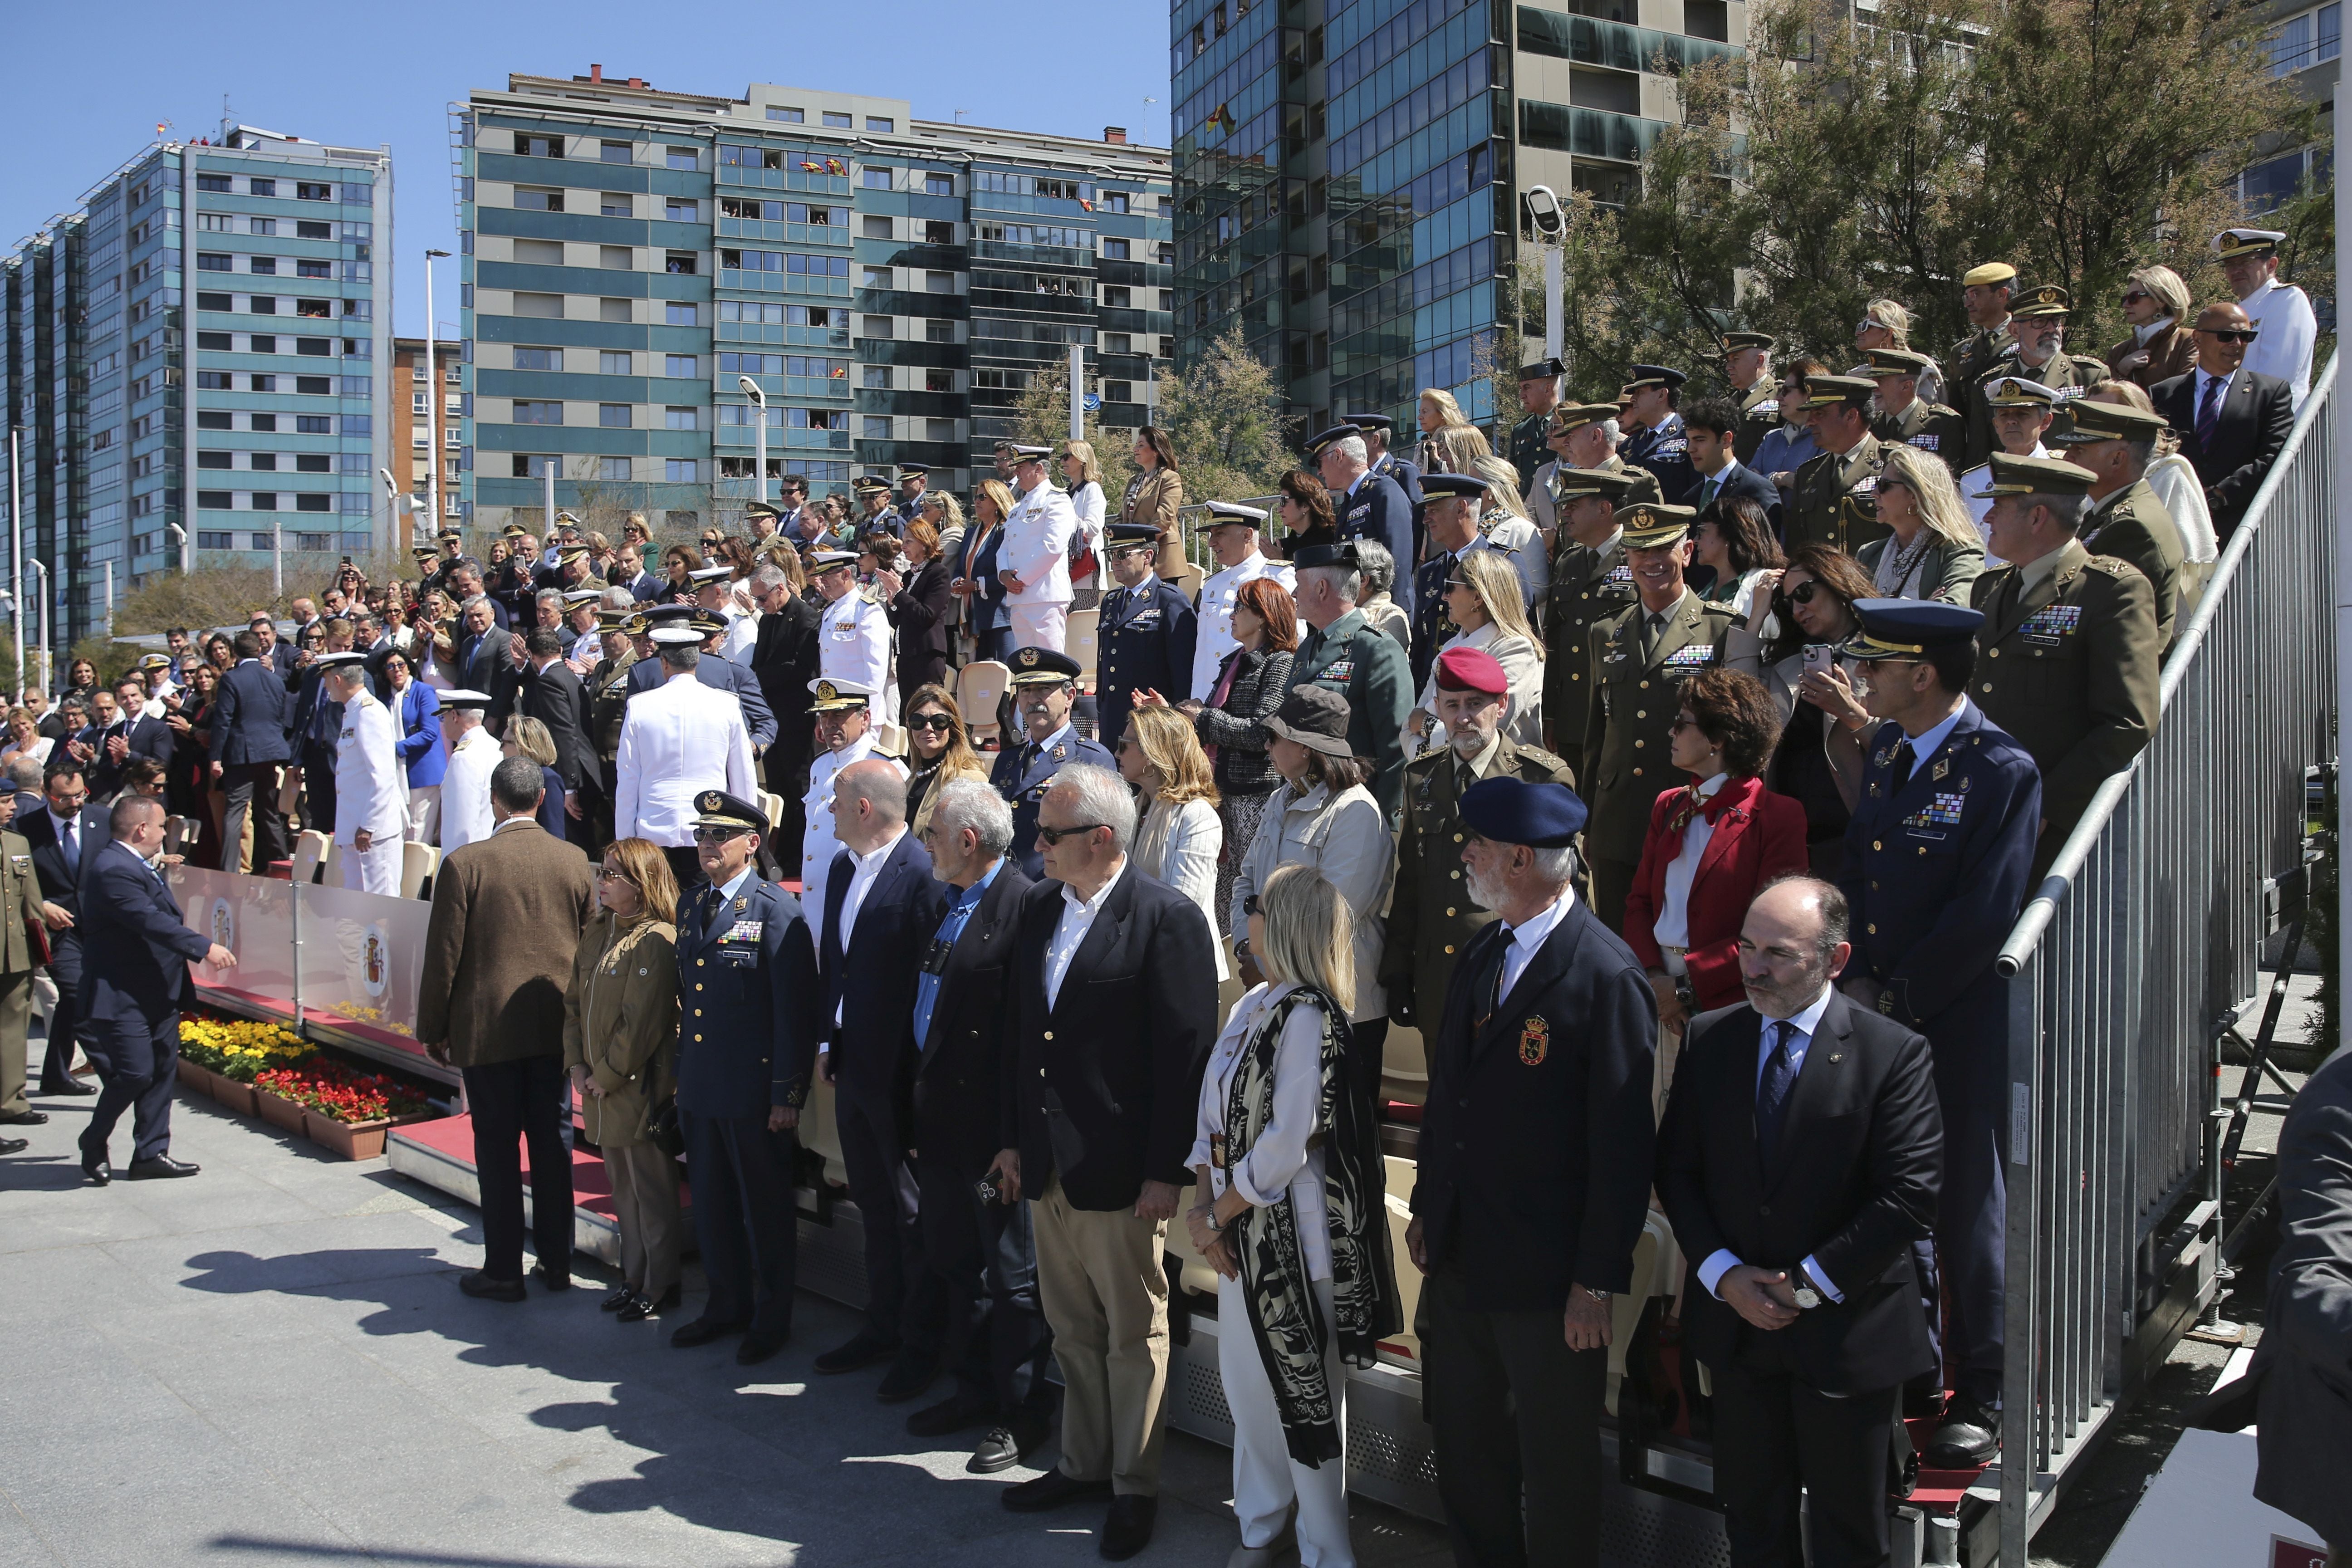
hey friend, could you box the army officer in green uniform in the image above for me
[2048,396,2187,651]
[1287,541,1413,821]
[1541,466,1642,781]
[1580,503,1736,931]
[1508,357,1565,493]
[1958,284,2109,476]
[1722,331,1780,465]
[1864,347,1966,459]
[1786,374,1889,556]
[1945,260,2019,467]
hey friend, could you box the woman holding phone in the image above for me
[1726,544,1876,880]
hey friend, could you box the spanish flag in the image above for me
[1209,103,1236,138]
[1078,197,1093,212]
[825,157,848,176]
[801,160,824,173]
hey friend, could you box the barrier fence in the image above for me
[1996,355,2338,1558]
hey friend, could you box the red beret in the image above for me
[1434,645,1508,696]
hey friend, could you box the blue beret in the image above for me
[1843,598,1985,660]
[1459,777,1588,848]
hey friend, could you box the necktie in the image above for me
[2195,374,2225,447]
[61,815,78,875]
[1470,930,1510,1033]
[1699,476,1720,512]
[1756,1020,1798,1157]
[1642,611,1667,660]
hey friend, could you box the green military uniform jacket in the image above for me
[1786,433,1889,556]
[1542,534,1637,780]
[1581,589,1736,867]
[1960,348,2109,475]
[1944,322,2015,467]
[588,648,639,766]
[1967,537,2159,855]
[1382,734,1577,1038]
[1289,606,1414,821]
[1732,380,1779,466]
[0,828,39,976]
[1601,454,1665,506]
[2078,477,2186,652]
[1872,397,1966,463]
[1508,412,1553,496]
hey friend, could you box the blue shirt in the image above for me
[911,858,1001,1052]
[1751,425,1819,477]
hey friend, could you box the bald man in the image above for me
[2150,300,2296,541]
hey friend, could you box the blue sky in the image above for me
[5,1,1174,338]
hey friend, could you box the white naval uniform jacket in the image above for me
[799,732,907,950]
[1188,551,1295,701]
[819,588,896,722]
[438,726,503,853]
[999,482,1076,608]
[613,671,756,848]
[332,689,409,846]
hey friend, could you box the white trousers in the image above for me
[1215,1272,1354,1567]
[340,838,402,896]
[1008,602,1068,653]
[405,786,440,844]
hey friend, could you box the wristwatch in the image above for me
[1791,1281,1823,1310]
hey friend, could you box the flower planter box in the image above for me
[209,1075,260,1117]
[302,1110,392,1161]
[176,1059,216,1094]
[256,1087,309,1134]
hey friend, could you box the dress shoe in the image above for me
[1001,1468,1112,1514]
[670,1316,749,1349]
[0,1108,48,1125]
[530,1263,572,1292]
[79,1146,109,1185]
[124,1155,200,1180]
[735,1328,791,1366]
[1926,1398,2001,1469]
[1098,1494,1157,1561]
[907,1389,997,1440]
[876,1351,940,1404]
[39,1079,96,1097]
[601,1284,639,1312]
[457,1272,528,1303]
[0,1136,24,1156]
[813,1329,899,1375]
[617,1284,680,1323]
[969,1411,1052,1475]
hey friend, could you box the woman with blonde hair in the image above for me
[1851,299,1946,402]
[1465,454,1549,608]
[1421,421,1493,477]
[2105,264,2197,387]
[1060,440,1109,611]
[1411,549,1544,752]
[920,488,968,561]
[1854,445,1986,602]
[951,478,1016,662]
[562,837,684,1321]
[1416,386,1468,436]
[1117,704,1228,981]
[900,683,990,837]
[0,707,52,772]
[1187,862,1394,1568]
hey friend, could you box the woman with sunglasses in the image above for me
[1847,299,1946,405]
[876,519,955,706]
[951,480,1016,664]
[562,837,684,1323]
[1750,358,1824,493]
[2103,265,2196,388]
[1855,445,1985,603]
[900,684,990,839]
[1729,544,1878,877]
[1117,704,1229,983]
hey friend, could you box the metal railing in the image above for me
[1995,353,2337,1558]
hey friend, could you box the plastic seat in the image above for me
[319,841,345,888]
[1065,608,1101,683]
[799,1075,847,1191]
[289,830,329,885]
[1167,561,1205,605]
[1382,1154,1422,1363]
[956,660,1011,748]
[756,790,785,828]
[400,841,438,900]
[1382,1022,1429,1106]
[1605,1210,1677,1417]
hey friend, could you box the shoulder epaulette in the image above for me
[2080,554,2139,580]
[1511,743,1573,778]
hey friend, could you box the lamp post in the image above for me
[23,557,48,699]
[1524,185,1566,362]
[424,248,451,541]
[8,426,20,701]
[738,374,768,510]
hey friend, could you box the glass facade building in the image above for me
[456,72,1173,534]
[1171,0,1741,436]
[2,123,393,658]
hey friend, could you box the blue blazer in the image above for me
[207,659,292,767]
[960,525,1012,633]
[393,682,446,788]
[672,874,821,1117]
[1336,471,1417,621]
[989,730,1116,879]
[818,830,947,1103]
[1093,576,1198,748]
[76,840,213,1049]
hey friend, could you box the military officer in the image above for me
[671,788,821,1366]
[2048,397,2187,650]
[319,652,407,896]
[1722,332,1779,465]
[1532,402,1664,536]
[552,541,605,593]
[1959,284,2109,473]
[894,463,932,530]
[810,548,897,726]
[1542,467,1642,782]
[1507,358,1566,491]
[1834,599,2042,1470]
[1786,374,1889,555]
[1093,523,1198,749]
[1382,645,1575,1065]
[1945,261,2019,467]
[988,648,1113,878]
[584,611,640,848]
[1411,473,1507,686]
[1966,452,2159,874]
[853,475,904,538]
[0,784,48,1143]
[1864,347,1965,458]
[1310,422,1418,623]
[1581,503,1735,931]
[801,678,905,946]
[1957,377,2060,536]
[1620,364,1697,502]
[1187,502,1295,700]
[1349,412,1425,518]
[1287,541,1414,820]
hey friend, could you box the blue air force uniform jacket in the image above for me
[1335,471,1417,622]
[990,728,1117,879]
[1094,576,1198,750]
[673,874,821,1116]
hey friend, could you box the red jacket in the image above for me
[1621,774,1810,1009]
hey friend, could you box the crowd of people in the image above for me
[7,224,2328,1568]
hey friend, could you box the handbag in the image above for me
[647,1095,685,1159]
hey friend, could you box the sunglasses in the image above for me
[1779,579,1826,605]
[2120,289,2151,304]
[2200,328,2260,344]
[1036,822,1105,845]
[908,713,956,732]
[691,826,752,844]
[1243,894,1261,916]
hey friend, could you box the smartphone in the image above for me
[1802,643,1834,678]
[973,1168,1006,1205]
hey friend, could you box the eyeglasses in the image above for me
[1243,894,1261,916]
[1666,715,1700,733]
[691,826,752,844]
[2201,328,2260,344]
[1036,822,1105,845]
[1443,578,1471,591]
[596,866,625,880]
[908,713,956,732]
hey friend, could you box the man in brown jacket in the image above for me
[420,755,598,1301]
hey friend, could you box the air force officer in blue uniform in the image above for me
[988,649,1113,879]
[1310,423,1416,623]
[669,789,819,1366]
[1834,599,2041,1471]
[1092,524,1197,751]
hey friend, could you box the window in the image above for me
[925,172,954,196]
[863,168,892,189]
[600,350,632,374]
[197,410,232,429]
[513,346,560,371]
[515,133,564,158]
[601,192,633,218]
[296,299,330,318]
[296,337,332,356]
[824,111,853,128]
[295,493,332,513]
[197,253,232,271]
[296,181,332,201]
[197,451,231,469]
[666,146,697,170]
[666,302,700,326]
[196,371,232,390]
[513,292,564,318]
[600,245,633,269]
[1105,191,1131,214]
[197,331,233,350]
[250,216,277,236]
[512,454,559,478]
[297,415,332,434]
[925,271,956,294]
[864,315,894,337]
[665,198,697,221]
[311,376,345,395]
[1102,239,1131,260]
[863,416,892,440]
[665,355,698,378]
[926,318,956,343]
[253,413,278,431]
[1102,285,1131,307]
[599,297,631,323]
[862,215,892,240]
[1104,332,1132,353]
[198,291,234,310]
[197,491,233,509]
[250,453,279,474]
[769,106,805,123]
[296,454,330,473]
[926,419,956,442]
[298,258,333,279]
[789,409,849,430]
[867,116,895,132]
[925,220,956,245]
[925,368,953,393]
[196,173,231,193]
[598,456,632,480]
[1104,381,1133,403]
[665,406,699,430]
[600,403,632,427]
[665,459,701,481]
[862,265,893,288]
[1160,290,1176,310]
[250,178,276,197]
[862,365,890,388]
[513,400,564,424]
[251,493,279,510]
[1156,244,1174,264]
[250,256,278,275]
[665,251,697,274]
[514,186,564,213]
[2270,3,2342,74]
[600,140,634,164]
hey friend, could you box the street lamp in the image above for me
[424,249,452,543]
[1524,185,1567,363]
[165,520,189,577]
[738,374,768,510]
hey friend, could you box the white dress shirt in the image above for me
[1653,772,1729,951]
[1044,858,1127,1009]
[1189,550,1296,700]
[1896,703,1967,779]
[1497,884,1578,1005]
[1187,980,1333,1279]
[1695,985,1845,1303]
[2239,275,2317,410]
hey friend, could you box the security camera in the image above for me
[1524,185,1566,242]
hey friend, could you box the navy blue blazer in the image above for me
[623,568,665,603]
[207,659,293,767]
[624,648,779,750]
[1093,576,1198,749]
[959,524,1012,633]
[818,830,948,1102]
[1372,448,1425,512]
[1413,895,1659,1308]
[1627,411,1699,502]
[672,873,820,1117]
[18,802,111,914]
[989,729,1116,879]
[76,840,213,1049]
[1682,459,1783,528]
[913,861,1034,1179]
[1335,471,1417,622]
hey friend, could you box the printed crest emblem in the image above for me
[699,790,721,810]
[815,680,838,702]
[1519,1015,1550,1066]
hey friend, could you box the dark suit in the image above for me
[912,860,1053,1417]
[74,715,172,800]
[1412,896,1657,1568]
[819,829,949,1352]
[18,803,110,1090]
[751,598,823,857]
[208,657,293,872]
[889,559,956,704]
[1093,575,1196,749]
[511,659,595,795]
[622,568,664,603]
[2151,365,2296,540]
[76,839,213,1166]
[287,666,344,832]
[1335,469,1417,621]
[1625,411,1698,502]
[1659,994,1943,1568]
[624,647,779,750]
[1682,458,1782,531]
[674,872,819,1335]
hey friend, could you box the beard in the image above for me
[1464,862,1506,912]
[1448,723,1494,760]
[1743,957,1829,1016]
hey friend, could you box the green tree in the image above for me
[1152,325,1298,502]
[1015,359,1140,508]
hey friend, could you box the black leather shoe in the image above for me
[1926,1398,2001,1469]
[40,1079,96,1097]
[617,1284,680,1323]
[969,1411,1052,1475]
[530,1264,572,1292]
[601,1284,638,1312]
[1000,1468,1111,1514]
[457,1272,527,1303]
[813,1329,898,1375]
[907,1390,996,1439]
[0,1136,24,1156]
[670,1316,749,1349]
[0,1108,48,1125]
[124,1156,200,1180]
[79,1146,109,1185]
[876,1352,940,1404]
[735,1328,791,1366]
[1098,1494,1156,1560]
